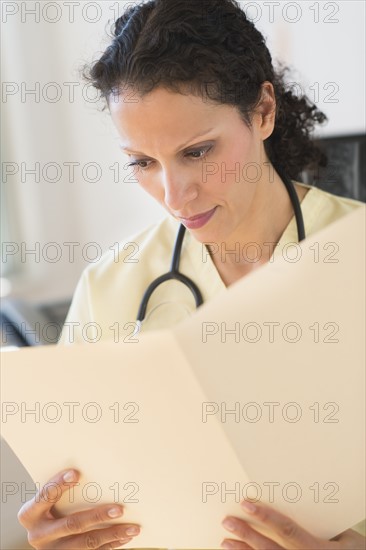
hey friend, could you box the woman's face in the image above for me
[109,84,275,244]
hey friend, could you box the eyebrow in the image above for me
[119,127,214,155]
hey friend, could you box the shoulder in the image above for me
[82,214,180,286]
[294,181,365,234]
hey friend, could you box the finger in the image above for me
[98,539,133,550]
[223,516,283,549]
[330,528,366,548]
[238,500,328,549]
[44,503,126,539]
[18,469,80,527]
[221,538,253,549]
[56,524,140,549]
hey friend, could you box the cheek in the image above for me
[204,139,254,197]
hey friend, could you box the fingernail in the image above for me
[63,470,77,482]
[241,499,257,513]
[222,518,236,531]
[126,526,140,536]
[108,506,123,518]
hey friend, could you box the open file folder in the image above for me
[1,206,365,549]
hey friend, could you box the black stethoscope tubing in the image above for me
[135,172,305,328]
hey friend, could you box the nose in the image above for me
[162,168,199,213]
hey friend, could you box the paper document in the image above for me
[1,206,365,549]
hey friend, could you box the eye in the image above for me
[126,145,213,171]
[186,145,212,160]
[127,159,152,170]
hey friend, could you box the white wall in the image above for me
[254,0,365,136]
[2,1,166,304]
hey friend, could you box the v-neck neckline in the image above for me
[182,181,317,295]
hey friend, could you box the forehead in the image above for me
[108,86,239,150]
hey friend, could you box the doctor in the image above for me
[19,0,365,548]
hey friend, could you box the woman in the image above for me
[18,0,365,548]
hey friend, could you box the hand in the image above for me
[221,499,366,549]
[17,469,141,549]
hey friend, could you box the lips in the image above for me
[178,206,217,229]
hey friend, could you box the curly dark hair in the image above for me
[83,0,328,180]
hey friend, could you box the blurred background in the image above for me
[1,1,365,548]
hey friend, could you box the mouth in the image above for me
[178,206,218,229]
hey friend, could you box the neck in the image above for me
[207,175,308,284]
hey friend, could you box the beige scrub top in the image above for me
[57,181,366,542]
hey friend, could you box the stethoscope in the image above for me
[134,171,305,334]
